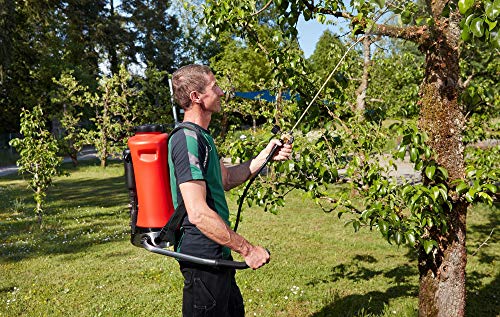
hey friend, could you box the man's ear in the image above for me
[189,91,200,103]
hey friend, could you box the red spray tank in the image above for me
[125,124,174,247]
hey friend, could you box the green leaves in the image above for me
[455,181,469,195]
[423,240,437,254]
[463,182,497,204]
[459,0,475,14]
[425,165,436,180]
[410,147,419,163]
[485,0,500,20]
[470,18,485,37]
[460,0,500,44]
[373,0,385,8]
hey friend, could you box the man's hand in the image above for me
[243,245,270,270]
[264,139,293,161]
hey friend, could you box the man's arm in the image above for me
[179,180,269,269]
[221,139,293,191]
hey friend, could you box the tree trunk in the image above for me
[36,186,43,228]
[417,8,468,317]
[70,153,78,167]
[355,36,371,113]
[101,148,108,168]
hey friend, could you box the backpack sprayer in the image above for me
[124,123,249,269]
[123,37,363,268]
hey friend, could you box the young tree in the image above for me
[86,65,140,167]
[9,105,62,227]
[203,0,499,315]
[51,71,91,166]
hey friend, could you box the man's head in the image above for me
[172,64,221,110]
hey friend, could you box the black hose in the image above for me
[234,143,280,232]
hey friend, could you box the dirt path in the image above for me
[0,148,98,177]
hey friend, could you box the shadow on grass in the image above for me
[48,174,127,210]
[0,160,132,263]
[308,255,418,317]
[467,202,499,265]
[310,285,416,317]
[466,273,500,317]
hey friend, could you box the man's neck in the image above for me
[183,110,211,130]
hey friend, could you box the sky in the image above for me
[296,16,345,58]
[296,17,330,58]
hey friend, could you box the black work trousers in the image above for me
[180,264,245,317]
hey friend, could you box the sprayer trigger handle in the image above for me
[280,132,294,145]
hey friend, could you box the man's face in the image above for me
[198,73,224,113]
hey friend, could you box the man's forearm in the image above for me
[190,204,254,256]
[223,153,267,190]
[180,181,255,256]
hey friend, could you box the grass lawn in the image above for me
[0,160,498,316]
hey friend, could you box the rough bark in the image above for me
[417,7,468,317]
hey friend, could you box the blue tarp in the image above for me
[234,90,298,102]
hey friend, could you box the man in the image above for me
[169,64,292,316]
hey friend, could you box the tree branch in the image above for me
[370,24,429,44]
[300,0,428,44]
[471,229,494,256]
[252,0,273,16]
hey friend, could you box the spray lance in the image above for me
[233,36,365,232]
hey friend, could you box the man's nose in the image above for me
[218,88,225,96]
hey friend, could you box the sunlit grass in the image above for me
[0,160,498,316]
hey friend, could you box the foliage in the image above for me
[51,71,91,165]
[226,116,497,260]
[460,40,499,144]
[367,42,424,118]
[120,0,182,72]
[0,1,64,133]
[85,65,141,167]
[8,105,62,226]
[174,0,223,64]
[210,33,275,132]
[0,0,184,134]
[306,30,362,116]
[461,145,499,202]
[459,0,500,47]
[338,122,495,253]
[132,66,175,125]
